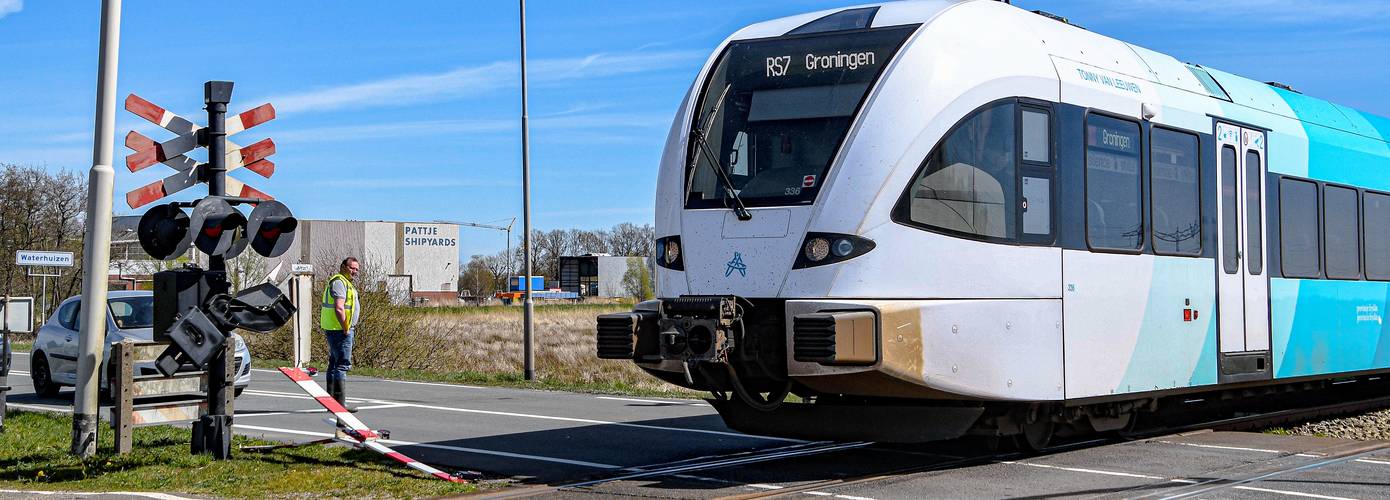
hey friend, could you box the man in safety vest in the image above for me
[321,257,361,412]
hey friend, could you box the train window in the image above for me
[1279,178,1321,278]
[898,102,1017,240]
[685,26,917,209]
[1185,64,1232,101]
[1022,109,1050,163]
[1365,192,1390,280]
[1245,151,1263,275]
[1023,176,1050,235]
[1085,115,1143,251]
[1324,185,1361,280]
[1221,146,1239,273]
[1151,128,1201,256]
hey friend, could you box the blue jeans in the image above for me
[324,329,354,383]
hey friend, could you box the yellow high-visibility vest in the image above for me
[320,273,357,331]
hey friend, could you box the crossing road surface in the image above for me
[7,349,1390,499]
[3,349,801,484]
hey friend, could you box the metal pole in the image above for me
[72,0,121,458]
[196,81,234,459]
[519,0,535,381]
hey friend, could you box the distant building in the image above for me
[111,217,460,304]
[558,254,649,298]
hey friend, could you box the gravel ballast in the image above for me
[1276,408,1390,441]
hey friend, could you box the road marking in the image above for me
[1228,486,1357,499]
[596,396,706,406]
[397,400,804,442]
[11,370,27,375]
[1155,440,1291,454]
[244,386,797,442]
[1001,461,1166,479]
[250,368,485,389]
[1005,459,1360,500]
[561,441,871,489]
[1355,458,1390,466]
[233,423,622,469]
[235,403,409,418]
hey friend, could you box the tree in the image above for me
[606,222,654,257]
[460,254,497,296]
[0,164,88,321]
[621,257,654,301]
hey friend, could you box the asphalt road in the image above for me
[6,349,1390,499]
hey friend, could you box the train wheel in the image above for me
[1019,418,1055,452]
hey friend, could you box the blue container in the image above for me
[509,276,545,292]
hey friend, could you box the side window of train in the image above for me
[897,101,1018,241]
[1279,177,1321,278]
[1364,191,1390,281]
[1085,114,1143,252]
[1150,128,1201,256]
[1323,185,1361,280]
[1020,106,1053,242]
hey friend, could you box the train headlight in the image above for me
[656,235,684,271]
[793,232,875,269]
[832,238,854,257]
[804,237,831,262]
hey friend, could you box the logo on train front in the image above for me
[725,252,748,278]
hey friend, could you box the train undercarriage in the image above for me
[598,296,1390,448]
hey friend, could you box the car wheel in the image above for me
[31,353,60,397]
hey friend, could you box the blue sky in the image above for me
[2,0,1387,260]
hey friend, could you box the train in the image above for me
[596,0,1390,446]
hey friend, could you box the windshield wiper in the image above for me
[685,84,752,221]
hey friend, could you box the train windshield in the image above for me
[686,26,916,209]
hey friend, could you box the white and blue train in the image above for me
[597,0,1390,445]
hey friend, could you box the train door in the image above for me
[1215,122,1270,380]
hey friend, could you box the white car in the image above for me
[29,290,252,398]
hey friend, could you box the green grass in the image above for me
[10,341,30,353]
[253,357,703,399]
[0,411,481,498]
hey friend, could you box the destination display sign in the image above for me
[724,26,916,88]
[15,250,74,267]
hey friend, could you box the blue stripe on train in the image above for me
[1270,278,1390,378]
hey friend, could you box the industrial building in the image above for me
[558,255,649,298]
[111,217,460,304]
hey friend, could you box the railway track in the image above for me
[714,395,1390,500]
[477,393,1390,499]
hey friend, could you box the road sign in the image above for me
[122,93,278,209]
[1,297,34,333]
[16,250,74,267]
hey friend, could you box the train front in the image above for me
[596,6,958,443]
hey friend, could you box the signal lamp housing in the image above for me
[793,232,875,269]
[656,235,684,271]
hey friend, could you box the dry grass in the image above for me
[248,302,698,397]
[415,305,689,394]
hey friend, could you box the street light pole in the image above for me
[519,0,536,381]
[72,0,121,457]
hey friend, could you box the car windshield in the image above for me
[685,25,915,209]
[109,296,154,329]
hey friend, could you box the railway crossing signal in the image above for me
[124,81,298,459]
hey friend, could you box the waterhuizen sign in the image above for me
[16,250,75,267]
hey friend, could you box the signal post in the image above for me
[119,81,297,459]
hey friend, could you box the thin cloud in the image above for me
[274,113,667,144]
[268,50,703,114]
[0,0,21,19]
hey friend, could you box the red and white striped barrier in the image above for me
[277,367,468,483]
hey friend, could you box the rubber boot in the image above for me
[331,379,358,413]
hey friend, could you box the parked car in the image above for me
[29,291,251,398]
